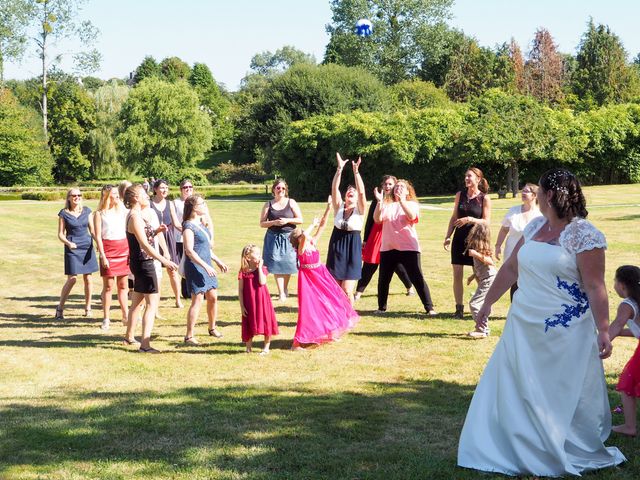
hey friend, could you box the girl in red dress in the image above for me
[609,265,640,436]
[238,245,279,354]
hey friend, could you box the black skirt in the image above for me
[326,227,362,280]
[130,259,159,294]
[451,225,473,266]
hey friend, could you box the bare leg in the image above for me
[245,339,253,353]
[283,274,291,297]
[57,275,77,314]
[167,269,183,308]
[186,293,204,339]
[262,335,271,354]
[612,392,637,436]
[341,279,356,306]
[101,276,114,322]
[83,274,93,314]
[125,292,145,343]
[274,274,286,300]
[452,264,464,305]
[205,288,218,332]
[116,275,129,325]
[140,293,159,350]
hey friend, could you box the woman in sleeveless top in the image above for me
[443,168,491,319]
[326,152,366,304]
[259,179,303,302]
[151,179,183,308]
[94,184,130,330]
[170,179,193,299]
[122,185,178,353]
[55,188,99,320]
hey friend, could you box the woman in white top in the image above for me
[94,185,130,330]
[494,183,542,298]
[326,153,367,304]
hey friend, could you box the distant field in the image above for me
[0,184,638,479]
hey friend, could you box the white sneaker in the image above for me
[627,319,640,339]
[100,319,110,331]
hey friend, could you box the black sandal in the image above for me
[54,306,64,320]
[139,346,160,353]
[208,328,223,338]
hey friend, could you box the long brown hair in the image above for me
[468,167,489,194]
[393,179,417,202]
[615,265,640,309]
[271,178,289,198]
[123,185,143,210]
[182,194,203,228]
[465,223,493,257]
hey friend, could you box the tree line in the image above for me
[1,0,640,193]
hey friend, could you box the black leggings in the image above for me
[356,262,412,293]
[377,250,433,311]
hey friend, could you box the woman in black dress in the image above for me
[443,167,491,318]
[55,188,99,319]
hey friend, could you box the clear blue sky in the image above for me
[5,0,640,91]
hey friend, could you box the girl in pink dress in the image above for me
[609,265,640,437]
[289,201,359,350]
[238,245,279,355]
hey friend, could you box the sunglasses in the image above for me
[181,185,193,190]
[70,194,82,198]
[274,186,287,191]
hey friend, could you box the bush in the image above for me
[207,161,268,183]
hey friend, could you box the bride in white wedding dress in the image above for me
[457,169,625,477]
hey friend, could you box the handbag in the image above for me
[178,253,186,278]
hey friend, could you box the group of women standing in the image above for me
[56,179,225,352]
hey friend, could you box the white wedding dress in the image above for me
[457,216,626,476]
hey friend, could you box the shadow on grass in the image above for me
[610,214,640,222]
[0,380,478,479]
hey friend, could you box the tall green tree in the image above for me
[159,56,191,83]
[572,19,637,107]
[324,0,454,84]
[189,62,233,150]
[443,38,493,101]
[0,88,52,185]
[88,80,130,177]
[0,0,31,83]
[116,78,212,180]
[25,0,101,139]
[133,55,160,84]
[47,78,97,181]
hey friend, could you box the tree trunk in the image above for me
[511,161,519,197]
[505,165,513,194]
[42,56,48,141]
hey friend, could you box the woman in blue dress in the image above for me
[56,188,99,319]
[182,195,228,344]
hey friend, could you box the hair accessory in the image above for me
[546,171,570,195]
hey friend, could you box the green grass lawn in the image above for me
[1,184,639,479]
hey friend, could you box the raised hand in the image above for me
[352,156,362,175]
[373,187,383,202]
[336,152,349,170]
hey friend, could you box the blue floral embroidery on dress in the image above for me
[544,277,589,332]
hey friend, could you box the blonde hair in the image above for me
[240,244,260,272]
[123,184,143,210]
[97,184,122,213]
[289,227,304,249]
[118,180,132,200]
[465,223,493,258]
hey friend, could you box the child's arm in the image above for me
[466,273,477,285]
[468,249,494,266]
[238,277,247,316]
[257,259,267,285]
[311,199,332,244]
[609,302,635,340]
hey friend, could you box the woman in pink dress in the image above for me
[289,200,359,349]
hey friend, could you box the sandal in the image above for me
[208,328,223,338]
[54,306,64,320]
[122,338,140,346]
[84,308,92,318]
[184,336,200,345]
[139,346,161,354]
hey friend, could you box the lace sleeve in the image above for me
[560,218,607,254]
[522,216,546,241]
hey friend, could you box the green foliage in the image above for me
[324,0,454,85]
[159,56,191,83]
[275,107,466,199]
[0,88,52,186]
[48,79,97,182]
[116,78,212,182]
[81,75,105,91]
[572,19,639,108]
[390,79,452,109]
[0,0,31,82]
[133,55,160,84]
[234,63,392,170]
[88,80,130,178]
[189,63,234,150]
[443,38,494,102]
[249,45,316,77]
